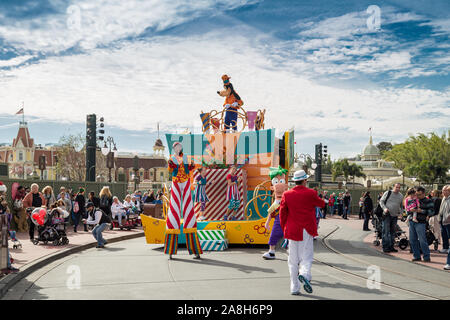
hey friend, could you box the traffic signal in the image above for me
[314,143,323,182]
[98,117,105,141]
[323,145,327,159]
[86,114,97,181]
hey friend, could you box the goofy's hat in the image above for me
[221,74,231,85]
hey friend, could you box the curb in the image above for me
[0,231,144,299]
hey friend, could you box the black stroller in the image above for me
[371,214,409,250]
[31,208,69,246]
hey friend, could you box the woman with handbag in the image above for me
[12,185,27,232]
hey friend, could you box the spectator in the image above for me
[363,191,373,231]
[88,191,100,208]
[99,186,113,217]
[337,193,343,216]
[82,202,111,248]
[359,192,364,219]
[111,196,127,226]
[343,191,351,220]
[142,192,149,203]
[0,182,19,273]
[379,183,403,253]
[146,190,156,203]
[42,185,56,209]
[22,183,46,241]
[328,193,336,216]
[438,185,450,269]
[429,190,442,250]
[75,188,87,232]
[409,186,435,262]
[59,191,72,213]
[57,186,71,201]
[12,185,27,232]
[132,195,142,213]
[439,186,450,254]
[123,195,135,213]
[322,191,329,219]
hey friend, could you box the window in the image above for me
[18,151,23,161]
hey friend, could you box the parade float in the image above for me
[141,75,295,250]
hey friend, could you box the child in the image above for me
[404,188,420,223]
[194,167,214,221]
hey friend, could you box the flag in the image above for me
[16,108,24,115]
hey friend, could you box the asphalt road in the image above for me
[3,220,450,300]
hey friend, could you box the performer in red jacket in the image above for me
[279,170,325,295]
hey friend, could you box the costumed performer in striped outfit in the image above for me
[165,142,203,260]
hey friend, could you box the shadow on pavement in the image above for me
[311,279,390,296]
[172,257,277,274]
[2,277,48,300]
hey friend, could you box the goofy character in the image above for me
[262,166,289,260]
[165,142,203,260]
[217,74,244,132]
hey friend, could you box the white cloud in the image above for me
[0,55,34,67]
[0,32,448,160]
[0,0,259,53]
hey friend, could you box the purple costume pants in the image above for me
[268,215,284,246]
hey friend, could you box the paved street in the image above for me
[3,218,450,300]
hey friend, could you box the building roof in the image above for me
[362,135,380,157]
[154,139,164,148]
[115,157,167,169]
[12,123,34,148]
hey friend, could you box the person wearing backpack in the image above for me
[82,202,111,248]
[99,187,113,217]
[379,183,403,253]
[75,188,87,232]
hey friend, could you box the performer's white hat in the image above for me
[0,181,7,192]
[292,170,309,181]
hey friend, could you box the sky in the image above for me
[0,0,448,159]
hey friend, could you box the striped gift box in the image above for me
[192,168,247,221]
[197,229,226,241]
[200,239,228,251]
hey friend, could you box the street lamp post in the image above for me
[101,136,118,183]
[133,155,139,192]
[397,170,405,192]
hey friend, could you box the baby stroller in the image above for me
[31,208,69,246]
[9,230,22,249]
[371,214,409,250]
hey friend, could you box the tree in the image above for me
[322,154,333,174]
[376,141,393,156]
[384,131,449,184]
[332,159,366,186]
[55,133,108,181]
[55,133,86,181]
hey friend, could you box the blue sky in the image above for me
[0,0,448,159]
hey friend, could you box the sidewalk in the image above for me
[4,227,144,271]
[323,213,448,270]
